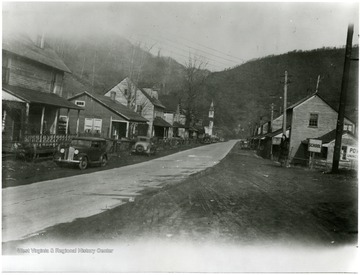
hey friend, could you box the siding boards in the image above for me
[65,94,126,137]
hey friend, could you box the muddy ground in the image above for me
[3,142,357,252]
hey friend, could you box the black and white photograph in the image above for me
[1,1,359,273]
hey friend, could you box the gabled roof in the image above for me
[2,84,82,110]
[140,88,166,109]
[153,117,172,127]
[317,129,356,143]
[273,92,355,125]
[2,34,71,73]
[68,91,147,123]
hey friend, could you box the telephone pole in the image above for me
[282,71,288,136]
[270,103,274,159]
[332,24,354,173]
[315,75,321,93]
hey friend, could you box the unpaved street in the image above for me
[2,140,237,242]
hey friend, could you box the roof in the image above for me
[68,91,147,123]
[153,117,172,127]
[2,34,71,73]
[274,92,355,126]
[317,129,356,143]
[173,121,187,128]
[140,88,166,109]
[2,84,82,110]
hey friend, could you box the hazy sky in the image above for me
[2,1,359,71]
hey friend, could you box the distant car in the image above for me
[54,137,108,170]
[240,140,250,149]
[131,136,156,156]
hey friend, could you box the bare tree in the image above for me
[183,54,209,127]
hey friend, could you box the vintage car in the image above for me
[131,136,156,156]
[54,137,108,170]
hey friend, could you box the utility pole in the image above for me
[315,75,321,93]
[270,103,274,159]
[282,71,288,136]
[332,24,354,173]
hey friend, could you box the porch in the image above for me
[2,85,83,157]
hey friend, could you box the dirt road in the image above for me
[2,140,237,242]
[3,142,358,272]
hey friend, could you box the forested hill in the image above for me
[201,47,359,137]
[47,33,186,98]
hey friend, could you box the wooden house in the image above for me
[66,91,148,139]
[257,92,356,165]
[2,33,82,151]
[104,78,171,138]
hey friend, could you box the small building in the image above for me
[313,130,357,169]
[66,91,148,139]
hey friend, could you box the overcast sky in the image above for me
[2,1,359,71]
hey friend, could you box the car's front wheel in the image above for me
[100,155,108,167]
[136,145,144,153]
[79,157,88,170]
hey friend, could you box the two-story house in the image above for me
[104,78,171,138]
[2,33,82,151]
[256,92,356,165]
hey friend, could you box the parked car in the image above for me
[131,136,157,156]
[54,137,108,170]
[240,140,250,150]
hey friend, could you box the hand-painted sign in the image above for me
[346,146,358,160]
[308,139,322,153]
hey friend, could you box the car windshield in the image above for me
[70,139,92,147]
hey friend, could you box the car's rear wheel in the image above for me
[136,145,144,153]
[79,157,88,170]
[100,155,108,167]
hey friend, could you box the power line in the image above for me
[130,33,242,67]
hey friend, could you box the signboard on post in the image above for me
[308,139,322,153]
[346,146,358,160]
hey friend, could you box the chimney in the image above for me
[110,91,116,101]
[151,90,158,99]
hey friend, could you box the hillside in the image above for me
[49,33,358,138]
[196,47,359,137]
[47,33,186,98]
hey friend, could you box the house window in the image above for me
[344,124,353,132]
[75,100,85,107]
[84,118,102,134]
[309,113,318,127]
[136,105,143,114]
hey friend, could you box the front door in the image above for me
[111,121,127,139]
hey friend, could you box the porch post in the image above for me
[76,109,80,136]
[24,103,30,135]
[40,106,45,134]
[126,121,130,138]
[53,109,59,134]
[109,116,112,138]
[65,108,70,135]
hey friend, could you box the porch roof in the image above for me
[173,121,187,128]
[2,84,83,110]
[153,117,172,127]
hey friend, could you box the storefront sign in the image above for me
[308,139,322,153]
[346,146,358,160]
